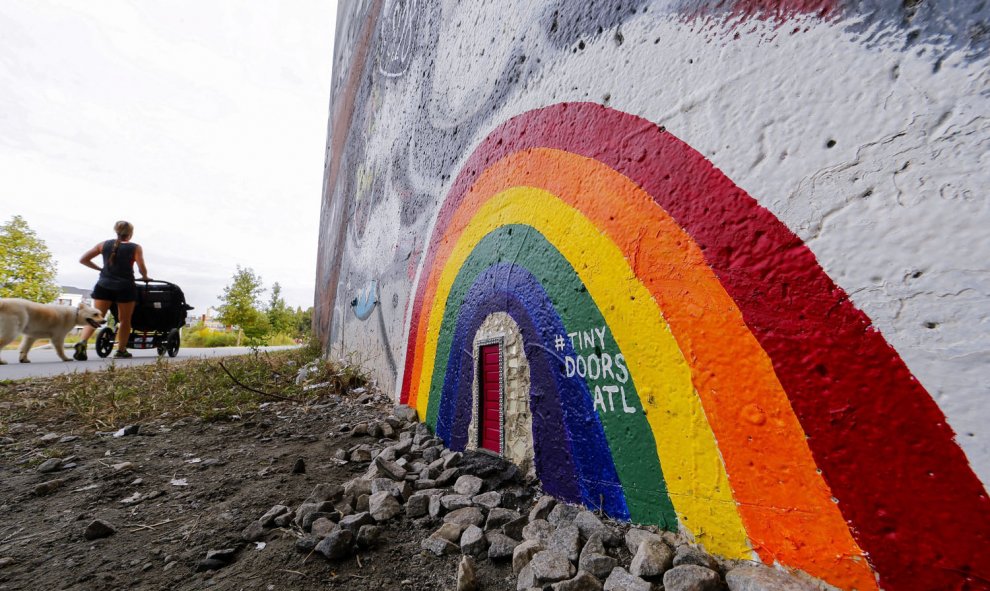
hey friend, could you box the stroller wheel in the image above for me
[95,328,115,358]
[166,329,180,358]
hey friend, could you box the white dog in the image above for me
[0,298,105,364]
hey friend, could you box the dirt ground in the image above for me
[0,392,523,591]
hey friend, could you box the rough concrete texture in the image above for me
[316,2,990,590]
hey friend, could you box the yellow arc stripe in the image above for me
[415,186,752,557]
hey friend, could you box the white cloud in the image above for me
[0,0,337,310]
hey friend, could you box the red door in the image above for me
[479,344,502,453]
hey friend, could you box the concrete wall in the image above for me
[315,2,990,588]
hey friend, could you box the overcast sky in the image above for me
[0,0,338,311]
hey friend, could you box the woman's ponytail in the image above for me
[109,221,134,266]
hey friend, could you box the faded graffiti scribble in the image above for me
[377,0,418,78]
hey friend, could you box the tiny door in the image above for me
[479,343,502,453]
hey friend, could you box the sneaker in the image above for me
[114,350,133,359]
[73,342,88,361]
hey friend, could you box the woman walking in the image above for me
[74,221,151,359]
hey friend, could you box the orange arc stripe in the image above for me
[410,148,876,590]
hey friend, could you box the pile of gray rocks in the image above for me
[237,403,820,591]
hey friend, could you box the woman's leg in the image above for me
[116,301,136,353]
[79,299,112,342]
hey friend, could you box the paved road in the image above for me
[0,345,298,380]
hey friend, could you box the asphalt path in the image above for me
[0,345,298,380]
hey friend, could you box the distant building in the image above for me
[188,306,227,330]
[54,286,91,307]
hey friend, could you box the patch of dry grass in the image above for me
[0,344,368,433]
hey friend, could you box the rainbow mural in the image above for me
[399,103,990,590]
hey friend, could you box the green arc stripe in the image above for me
[425,224,676,526]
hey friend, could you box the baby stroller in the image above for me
[95,280,194,358]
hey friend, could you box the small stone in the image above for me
[625,528,664,555]
[351,422,369,436]
[339,511,375,533]
[582,532,606,558]
[603,567,651,591]
[84,519,116,540]
[115,424,140,437]
[273,511,295,528]
[663,565,722,591]
[241,521,265,542]
[306,483,344,504]
[295,502,333,529]
[316,529,354,560]
[295,535,320,553]
[517,563,537,590]
[473,491,502,509]
[356,525,381,548]
[573,511,620,546]
[356,493,370,512]
[429,493,445,518]
[436,467,460,486]
[725,565,817,591]
[311,517,337,538]
[344,477,373,498]
[674,546,719,571]
[292,458,306,474]
[334,448,348,461]
[369,491,402,522]
[486,507,521,531]
[394,405,418,422]
[59,435,80,443]
[512,539,544,575]
[406,493,430,518]
[421,535,459,556]
[454,475,484,497]
[553,571,604,591]
[443,451,463,469]
[487,531,520,560]
[503,515,528,539]
[111,462,134,472]
[630,538,674,579]
[435,523,466,543]
[444,507,485,528]
[40,433,59,442]
[460,525,487,555]
[579,553,618,581]
[547,503,580,526]
[375,456,407,481]
[457,555,478,591]
[529,496,557,522]
[34,478,65,497]
[350,447,372,462]
[530,550,576,585]
[547,525,581,563]
[522,519,554,544]
[441,494,473,511]
[0,557,15,568]
[259,504,290,526]
[37,458,62,473]
[206,548,236,563]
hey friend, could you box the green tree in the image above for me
[216,266,264,346]
[296,306,313,338]
[265,282,294,335]
[0,215,60,302]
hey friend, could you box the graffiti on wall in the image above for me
[317,2,990,589]
[397,102,990,591]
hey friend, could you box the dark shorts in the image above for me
[92,282,137,303]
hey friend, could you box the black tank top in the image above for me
[96,240,137,289]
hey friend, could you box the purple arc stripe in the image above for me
[435,262,630,517]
